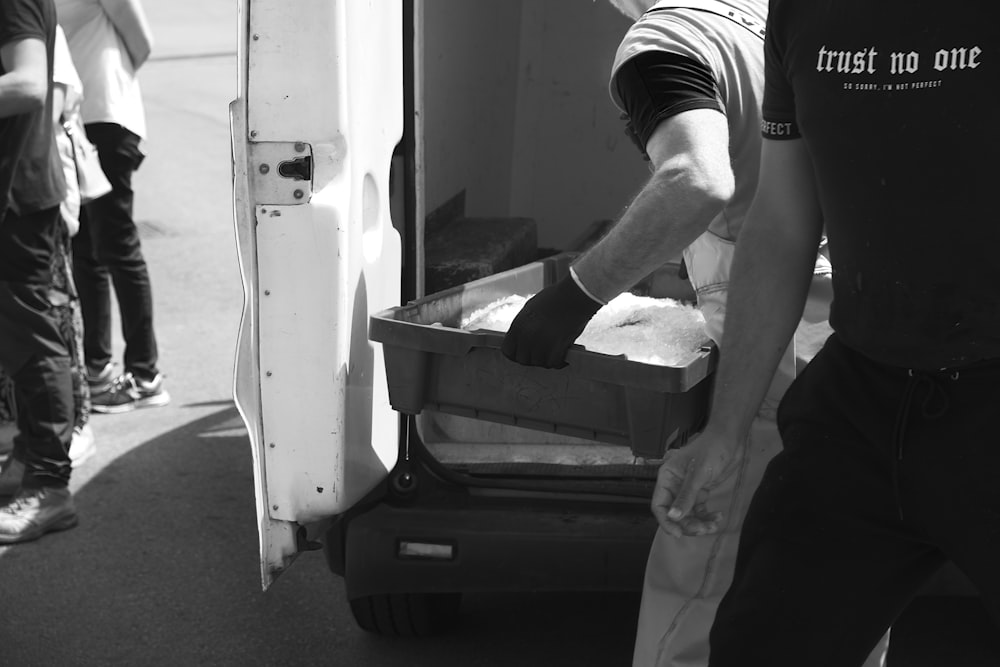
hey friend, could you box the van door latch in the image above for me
[278,155,311,181]
[248,141,313,205]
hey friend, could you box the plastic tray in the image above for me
[369,253,716,458]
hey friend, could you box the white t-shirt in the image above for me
[53,24,83,234]
[55,0,146,139]
[610,0,767,245]
[53,24,83,113]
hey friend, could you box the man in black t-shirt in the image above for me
[0,0,79,543]
[649,2,1000,664]
[501,2,893,665]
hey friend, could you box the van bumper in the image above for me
[333,498,657,600]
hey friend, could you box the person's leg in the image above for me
[50,225,87,428]
[83,122,159,380]
[709,336,945,666]
[897,360,1000,630]
[0,207,78,542]
[0,207,73,478]
[11,351,73,488]
[68,275,92,429]
[636,416,890,667]
[57,225,97,464]
[633,416,781,667]
[71,203,114,377]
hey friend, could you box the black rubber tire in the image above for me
[349,593,462,637]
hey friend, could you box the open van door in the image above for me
[230,0,403,589]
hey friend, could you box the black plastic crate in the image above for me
[369,253,716,459]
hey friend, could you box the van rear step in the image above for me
[451,461,658,480]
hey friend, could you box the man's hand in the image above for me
[650,429,743,537]
[500,273,604,368]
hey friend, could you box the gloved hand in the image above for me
[500,273,604,368]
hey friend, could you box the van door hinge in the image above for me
[249,141,313,205]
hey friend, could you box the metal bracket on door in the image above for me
[249,141,314,205]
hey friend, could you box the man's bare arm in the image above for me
[574,108,734,302]
[0,37,47,119]
[652,137,825,533]
[99,0,154,70]
[705,138,824,438]
[501,108,733,367]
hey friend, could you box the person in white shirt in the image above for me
[55,0,169,413]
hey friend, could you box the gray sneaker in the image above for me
[91,372,171,414]
[0,486,78,543]
[0,457,24,498]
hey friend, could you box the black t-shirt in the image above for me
[0,0,65,218]
[763,0,999,370]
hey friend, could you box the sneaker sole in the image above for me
[91,391,171,415]
[0,511,78,544]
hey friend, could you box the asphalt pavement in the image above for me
[0,2,996,666]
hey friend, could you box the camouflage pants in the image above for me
[0,224,89,429]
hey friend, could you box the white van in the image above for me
[228,0,727,637]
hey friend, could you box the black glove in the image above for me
[500,274,604,368]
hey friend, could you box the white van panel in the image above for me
[233,0,402,587]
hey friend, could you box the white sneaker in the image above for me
[69,424,96,467]
[0,486,78,543]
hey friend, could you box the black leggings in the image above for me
[72,122,159,379]
[709,333,1000,666]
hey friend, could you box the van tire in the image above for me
[349,593,461,637]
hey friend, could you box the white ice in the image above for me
[461,292,710,367]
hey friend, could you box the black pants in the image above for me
[0,206,73,488]
[709,333,1000,666]
[72,122,159,380]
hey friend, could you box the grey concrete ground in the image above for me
[0,2,996,666]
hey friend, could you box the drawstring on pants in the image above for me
[889,368,955,519]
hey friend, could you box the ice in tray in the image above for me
[369,253,716,458]
[460,292,710,367]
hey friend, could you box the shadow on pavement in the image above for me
[0,406,343,666]
[0,406,640,667]
[0,405,996,666]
